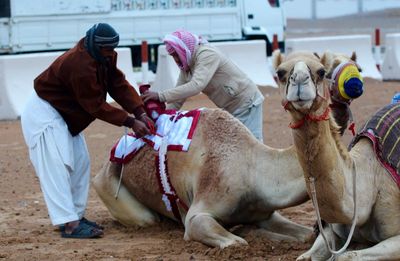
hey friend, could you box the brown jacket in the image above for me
[34,38,144,136]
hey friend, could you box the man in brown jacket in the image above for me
[21,23,153,238]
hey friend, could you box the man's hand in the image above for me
[141,91,160,103]
[139,113,156,134]
[131,119,151,138]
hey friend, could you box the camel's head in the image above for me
[320,51,364,102]
[273,50,327,114]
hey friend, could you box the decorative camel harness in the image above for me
[326,61,363,136]
[282,68,358,259]
[111,110,203,222]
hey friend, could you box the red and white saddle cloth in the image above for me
[110,109,202,163]
[109,109,202,220]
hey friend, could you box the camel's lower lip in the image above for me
[291,100,313,112]
[296,100,308,105]
[293,100,311,107]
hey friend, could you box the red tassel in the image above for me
[348,122,356,136]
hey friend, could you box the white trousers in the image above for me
[233,103,264,142]
[21,92,90,226]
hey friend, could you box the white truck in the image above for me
[0,0,286,70]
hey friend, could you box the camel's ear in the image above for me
[350,51,357,62]
[272,49,284,70]
[276,68,288,82]
[313,52,320,59]
[320,51,333,69]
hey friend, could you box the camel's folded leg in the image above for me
[234,226,302,242]
[296,227,340,261]
[256,211,313,242]
[92,162,159,227]
[184,211,248,249]
[336,234,400,261]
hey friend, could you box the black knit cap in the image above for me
[84,23,119,62]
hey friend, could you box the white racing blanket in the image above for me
[110,109,202,164]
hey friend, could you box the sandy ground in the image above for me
[1,10,400,261]
[1,77,398,261]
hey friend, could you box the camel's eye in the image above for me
[276,69,287,82]
[316,68,325,79]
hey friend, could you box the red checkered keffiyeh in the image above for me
[163,30,207,71]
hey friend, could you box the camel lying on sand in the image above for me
[273,51,400,260]
[92,51,359,249]
[93,108,312,248]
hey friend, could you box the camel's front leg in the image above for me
[336,234,400,261]
[297,227,339,261]
[184,211,248,248]
[256,211,314,242]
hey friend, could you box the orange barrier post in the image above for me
[141,41,149,84]
[375,28,381,46]
[272,34,279,83]
[272,34,279,51]
[374,28,382,71]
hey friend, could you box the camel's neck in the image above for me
[253,143,309,209]
[292,116,355,223]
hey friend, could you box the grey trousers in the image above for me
[233,103,264,142]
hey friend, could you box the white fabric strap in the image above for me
[158,112,180,211]
[115,126,129,199]
[331,61,351,82]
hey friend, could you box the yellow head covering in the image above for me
[333,63,364,100]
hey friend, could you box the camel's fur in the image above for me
[273,51,400,260]
[93,109,313,248]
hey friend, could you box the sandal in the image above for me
[61,221,103,239]
[59,217,104,231]
[80,217,104,230]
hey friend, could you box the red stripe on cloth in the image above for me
[109,133,140,164]
[377,108,400,137]
[163,156,183,218]
[187,111,201,139]
[167,145,184,151]
[154,155,187,221]
[154,155,165,195]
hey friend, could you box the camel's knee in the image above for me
[184,213,224,240]
[92,163,159,227]
[184,212,247,248]
[257,211,313,242]
[297,231,334,261]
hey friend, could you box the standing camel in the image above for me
[273,50,400,260]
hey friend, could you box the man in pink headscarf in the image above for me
[142,29,264,141]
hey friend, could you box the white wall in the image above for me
[283,0,400,19]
